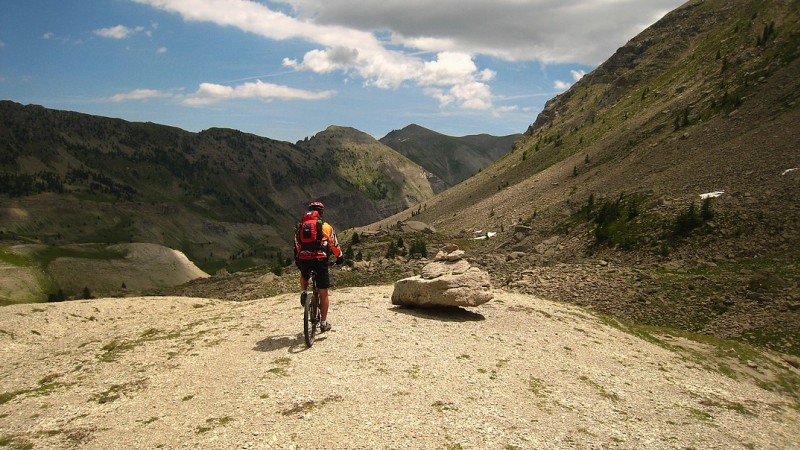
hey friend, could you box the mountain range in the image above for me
[0,101,515,298]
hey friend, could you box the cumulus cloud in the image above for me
[110,80,336,105]
[553,69,587,91]
[110,89,173,102]
[553,80,571,91]
[42,32,54,40]
[133,0,683,113]
[136,0,514,112]
[281,0,683,64]
[94,24,145,39]
[157,46,168,54]
[182,80,337,105]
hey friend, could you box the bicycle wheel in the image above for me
[304,274,319,347]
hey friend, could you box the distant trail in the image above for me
[0,286,798,449]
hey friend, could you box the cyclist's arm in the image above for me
[323,223,342,258]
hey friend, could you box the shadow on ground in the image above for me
[254,334,316,353]
[389,305,485,322]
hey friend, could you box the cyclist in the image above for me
[294,201,343,333]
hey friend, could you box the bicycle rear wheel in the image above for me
[304,276,320,347]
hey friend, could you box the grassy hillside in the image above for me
[0,104,437,274]
[358,0,800,354]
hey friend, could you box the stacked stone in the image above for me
[391,244,493,308]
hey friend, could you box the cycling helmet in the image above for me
[308,201,325,212]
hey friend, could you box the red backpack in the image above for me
[297,210,324,254]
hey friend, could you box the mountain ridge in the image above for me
[0,101,518,302]
[379,123,520,189]
[355,0,800,355]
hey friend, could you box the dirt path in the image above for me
[1,286,798,449]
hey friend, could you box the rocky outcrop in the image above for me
[391,245,492,307]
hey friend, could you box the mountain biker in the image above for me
[294,201,343,333]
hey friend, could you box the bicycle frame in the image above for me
[303,269,321,347]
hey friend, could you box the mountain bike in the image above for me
[303,260,339,347]
[303,266,322,347]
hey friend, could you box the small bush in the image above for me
[48,289,66,302]
[385,241,398,259]
[584,193,649,249]
[674,202,703,237]
[409,240,428,259]
[701,197,714,221]
[269,262,283,276]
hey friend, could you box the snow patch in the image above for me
[781,167,798,175]
[700,191,724,199]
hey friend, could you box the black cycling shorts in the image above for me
[297,259,331,289]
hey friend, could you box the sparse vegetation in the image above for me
[197,416,233,433]
[528,376,548,398]
[280,395,343,416]
[408,239,428,259]
[578,375,620,402]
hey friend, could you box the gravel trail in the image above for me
[1,285,798,449]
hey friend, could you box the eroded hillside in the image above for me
[358,0,800,354]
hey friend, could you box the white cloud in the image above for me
[157,47,168,54]
[0,40,5,48]
[94,25,144,39]
[42,32,54,40]
[133,0,684,115]
[110,89,173,102]
[109,80,336,105]
[280,0,684,64]
[182,80,337,105]
[553,69,586,91]
[553,80,571,91]
[136,0,507,112]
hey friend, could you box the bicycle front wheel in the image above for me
[304,278,321,347]
[303,293,316,347]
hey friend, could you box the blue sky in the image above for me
[0,0,685,143]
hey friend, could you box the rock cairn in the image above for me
[391,244,493,307]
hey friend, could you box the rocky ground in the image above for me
[1,285,799,449]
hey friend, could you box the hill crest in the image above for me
[380,123,520,189]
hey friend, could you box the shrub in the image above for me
[385,241,398,259]
[674,202,703,236]
[48,289,66,302]
[409,240,428,259]
[701,197,714,222]
[582,193,648,249]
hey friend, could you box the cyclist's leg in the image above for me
[315,260,332,323]
[319,288,329,321]
[297,260,311,306]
